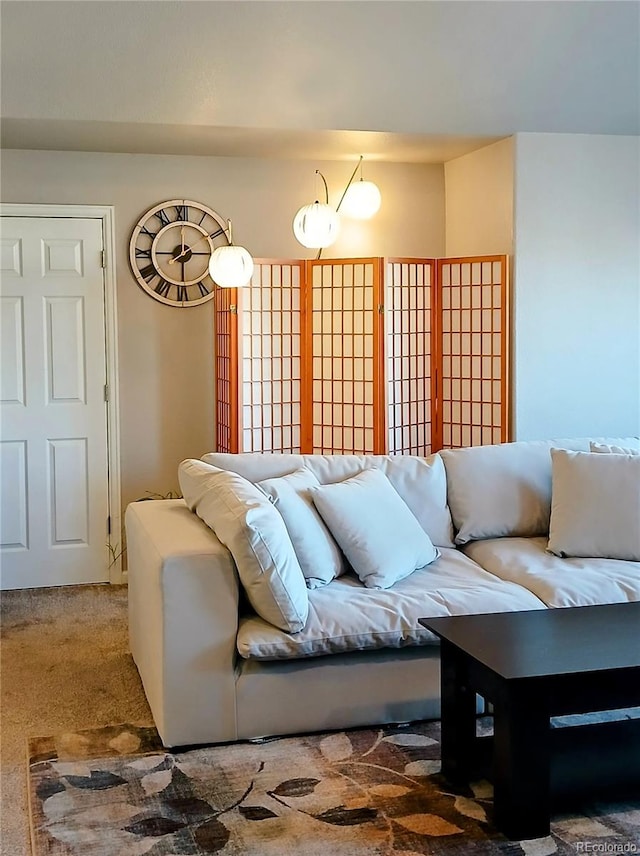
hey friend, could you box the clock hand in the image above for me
[168,227,227,264]
[169,246,190,265]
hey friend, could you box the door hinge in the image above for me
[377,303,384,315]
[104,384,109,402]
[100,250,106,268]
[107,515,111,536]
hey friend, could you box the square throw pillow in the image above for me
[258,468,347,589]
[299,453,455,548]
[310,468,440,589]
[178,459,308,632]
[548,449,640,561]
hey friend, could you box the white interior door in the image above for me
[1,216,110,589]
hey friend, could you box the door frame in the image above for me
[1,203,122,583]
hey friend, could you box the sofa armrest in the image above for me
[126,499,239,746]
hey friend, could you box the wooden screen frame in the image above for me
[214,285,239,452]
[215,259,305,453]
[434,254,510,449]
[383,257,438,455]
[303,257,386,454]
[236,258,305,454]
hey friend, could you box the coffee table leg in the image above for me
[439,640,476,784]
[493,683,550,840]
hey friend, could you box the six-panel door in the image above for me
[0,217,110,588]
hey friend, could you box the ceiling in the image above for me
[1,1,638,163]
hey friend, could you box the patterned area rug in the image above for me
[28,721,639,856]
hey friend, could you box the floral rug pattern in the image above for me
[28,721,640,856]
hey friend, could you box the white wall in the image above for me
[1,149,444,510]
[444,137,514,256]
[4,135,636,521]
[512,133,640,440]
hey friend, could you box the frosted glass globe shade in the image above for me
[340,180,382,219]
[293,202,340,249]
[208,245,254,288]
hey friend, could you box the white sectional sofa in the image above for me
[126,437,640,747]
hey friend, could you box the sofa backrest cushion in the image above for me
[202,452,305,482]
[590,441,640,456]
[440,438,594,545]
[202,452,455,549]
[178,459,309,633]
[257,468,347,589]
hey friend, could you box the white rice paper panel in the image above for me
[309,261,378,454]
[215,286,236,453]
[438,256,507,450]
[385,260,434,455]
[238,262,303,453]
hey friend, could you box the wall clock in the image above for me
[129,199,230,307]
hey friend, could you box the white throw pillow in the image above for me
[258,468,346,589]
[301,454,455,549]
[178,459,308,632]
[590,441,640,456]
[310,468,440,589]
[548,449,640,561]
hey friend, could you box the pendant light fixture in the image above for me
[208,220,254,288]
[340,159,382,219]
[292,171,340,249]
[292,156,381,254]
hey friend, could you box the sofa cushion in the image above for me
[463,536,640,607]
[590,441,640,455]
[310,468,440,589]
[202,451,455,548]
[548,449,640,561]
[178,459,308,633]
[201,452,305,482]
[257,468,346,589]
[440,438,596,545]
[236,548,546,660]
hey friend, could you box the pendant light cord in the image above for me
[315,170,330,204]
[335,155,363,214]
[316,155,364,259]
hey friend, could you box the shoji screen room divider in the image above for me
[215,259,304,455]
[215,255,508,455]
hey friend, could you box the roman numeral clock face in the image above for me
[129,199,229,306]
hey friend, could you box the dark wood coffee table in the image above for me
[421,603,640,840]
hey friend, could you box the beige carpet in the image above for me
[0,585,153,856]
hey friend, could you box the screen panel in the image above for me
[437,255,509,449]
[385,258,436,455]
[304,258,384,454]
[214,286,238,453]
[236,260,303,453]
